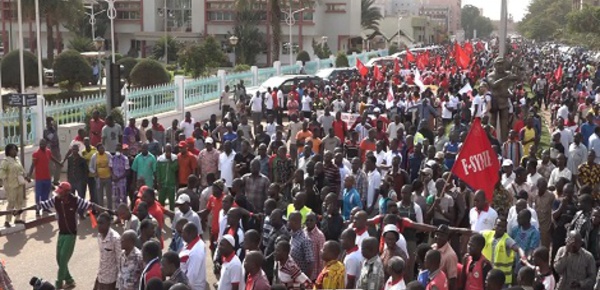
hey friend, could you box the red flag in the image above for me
[357,59,368,77]
[464,42,474,57]
[451,118,500,201]
[394,58,400,74]
[454,43,470,70]
[406,48,415,62]
[374,65,383,81]
[476,41,484,52]
[89,209,98,228]
[554,65,563,82]
[416,54,426,71]
[435,55,442,68]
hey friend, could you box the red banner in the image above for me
[455,42,470,70]
[406,48,415,62]
[374,65,384,81]
[357,59,368,77]
[451,118,500,201]
[554,64,563,82]
[464,42,474,57]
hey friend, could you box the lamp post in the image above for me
[158,4,173,64]
[94,37,105,95]
[84,3,106,41]
[104,0,117,63]
[34,0,43,98]
[281,5,307,65]
[229,35,238,67]
[499,0,508,57]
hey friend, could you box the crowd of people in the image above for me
[2,39,600,290]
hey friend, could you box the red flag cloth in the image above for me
[416,54,427,71]
[476,41,484,52]
[394,58,400,74]
[357,59,368,77]
[435,55,442,68]
[374,65,383,81]
[451,118,500,201]
[454,43,470,70]
[554,65,563,82]
[406,48,415,62]
[89,209,98,228]
[464,42,474,57]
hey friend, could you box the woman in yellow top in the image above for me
[314,241,346,290]
[520,117,537,156]
[0,144,31,228]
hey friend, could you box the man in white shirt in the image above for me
[217,235,242,290]
[331,95,346,113]
[180,222,207,290]
[300,93,312,119]
[366,155,381,210]
[469,190,498,233]
[553,119,573,155]
[387,114,404,141]
[556,102,570,123]
[220,85,232,119]
[218,141,236,188]
[171,194,203,235]
[180,111,195,138]
[340,228,364,289]
[249,92,263,129]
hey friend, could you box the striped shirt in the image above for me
[39,195,91,235]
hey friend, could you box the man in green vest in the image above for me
[481,217,526,286]
[156,144,179,210]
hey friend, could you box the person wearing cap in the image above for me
[166,193,202,236]
[155,144,179,210]
[20,181,110,289]
[131,143,157,189]
[431,224,458,290]
[198,137,220,188]
[381,224,408,276]
[217,234,243,290]
[501,159,515,190]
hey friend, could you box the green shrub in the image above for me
[388,44,400,55]
[233,64,251,72]
[368,54,378,60]
[1,50,39,91]
[116,57,139,82]
[44,90,105,102]
[166,64,177,71]
[296,50,310,64]
[335,51,349,68]
[130,58,170,87]
[68,36,94,52]
[83,104,124,134]
[53,50,93,92]
[42,58,52,69]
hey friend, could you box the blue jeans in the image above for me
[35,179,52,205]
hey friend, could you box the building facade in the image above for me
[419,0,461,34]
[0,0,362,65]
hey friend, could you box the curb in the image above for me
[0,214,56,237]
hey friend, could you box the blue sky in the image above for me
[462,0,532,21]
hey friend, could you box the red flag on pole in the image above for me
[374,65,384,81]
[435,55,441,68]
[394,58,400,74]
[357,59,368,77]
[554,65,563,82]
[451,118,500,201]
[416,54,427,71]
[406,48,415,62]
[476,41,484,52]
[454,42,470,70]
[464,42,474,57]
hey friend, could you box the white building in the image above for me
[373,0,422,17]
[0,0,362,66]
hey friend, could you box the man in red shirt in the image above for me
[332,111,348,141]
[28,139,62,216]
[200,179,227,252]
[89,110,105,146]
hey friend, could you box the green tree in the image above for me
[202,36,227,68]
[63,1,109,40]
[296,50,310,64]
[233,64,251,72]
[178,44,206,78]
[232,0,265,65]
[129,59,171,87]
[152,35,181,63]
[461,5,494,39]
[1,50,40,92]
[22,0,83,64]
[388,44,399,55]
[335,52,349,68]
[269,0,282,62]
[312,38,332,59]
[361,0,383,31]
[116,57,139,83]
[68,36,94,52]
[518,0,570,41]
[53,50,92,91]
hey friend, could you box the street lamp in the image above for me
[281,5,307,65]
[229,35,239,66]
[94,37,105,94]
[158,4,173,64]
[104,0,117,63]
[84,3,106,41]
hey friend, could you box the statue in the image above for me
[486,57,520,143]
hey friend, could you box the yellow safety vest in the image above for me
[482,230,514,284]
[414,132,425,145]
[287,204,312,225]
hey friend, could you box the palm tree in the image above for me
[22,0,83,64]
[361,0,383,31]
[269,0,282,62]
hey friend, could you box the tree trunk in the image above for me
[270,0,281,62]
[46,13,55,64]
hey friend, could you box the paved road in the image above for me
[0,216,217,289]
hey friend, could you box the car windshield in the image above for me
[258,76,287,90]
[316,69,334,79]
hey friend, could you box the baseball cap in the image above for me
[55,182,72,195]
[178,141,187,148]
[421,168,433,175]
[186,137,195,144]
[221,234,235,247]
[175,194,191,205]
[205,137,214,144]
[435,152,445,159]
[502,159,513,167]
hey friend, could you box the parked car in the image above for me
[44,68,55,87]
[245,74,322,108]
[315,67,357,83]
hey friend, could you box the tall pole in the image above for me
[164,0,168,64]
[289,5,293,66]
[17,0,25,170]
[499,0,507,57]
[90,5,96,40]
[106,0,116,63]
[35,0,44,98]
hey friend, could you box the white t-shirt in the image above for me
[301,95,312,112]
[442,101,453,119]
[384,277,407,290]
[557,105,569,122]
[471,94,490,118]
[469,207,498,233]
[343,248,364,284]
[277,90,284,107]
[265,93,274,110]
[180,239,207,290]
[218,150,236,187]
[180,119,195,138]
[221,91,231,107]
[218,254,242,290]
[249,95,263,113]
[387,122,404,140]
[367,170,382,208]
[332,99,346,112]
